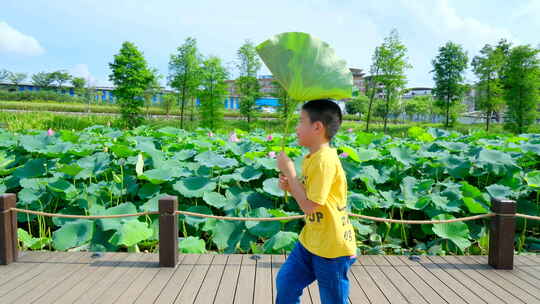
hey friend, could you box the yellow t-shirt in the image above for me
[298,145,357,258]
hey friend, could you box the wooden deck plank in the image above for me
[469,255,540,299]
[369,255,429,304]
[173,254,213,304]
[234,254,257,304]
[133,254,187,304]
[514,255,540,280]
[507,255,540,283]
[53,252,129,304]
[3,252,540,304]
[383,256,446,304]
[214,254,242,304]
[454,255,540,303]
[0,250,57,287]
[358,255,407,304]
[307,281,322,304]
[76,253,150,304]
[427,255,509,304]
[0,252,91,303]
[0,251,71,296]
[350,257,390,304]
[271,254,283,302]
[153,254,200,304]
[346,265,370,304]
[253,254,273,304]
[94,252,157,304]
[397,255,466,304]
[0,251,43,279]
[38,252,120,304]
[414,255,486,304]
[194,254,228,304]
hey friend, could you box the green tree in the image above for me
[8,72,27,89]
[0,69,10,83]
[345,94,369,118]
[109,41,155,128]
[49,70,72,89]
[502,45,540,133]
[432,42,469,127]
[161,93,176,118]
[168,37,202,129]
[143,69,163,119]
[365,45,383,131]
[377,29,411,133]
[472,41,507,131]
[32,72,55,89]
[236,40,262,130]
[271,80,294,124]
[403,96,432,121]
[198,56,228,130]
[405,95,433,122]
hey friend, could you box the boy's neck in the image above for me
[307,141,330,155]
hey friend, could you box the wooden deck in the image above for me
[1,252,540,304]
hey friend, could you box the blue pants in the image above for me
[276,241,356,304]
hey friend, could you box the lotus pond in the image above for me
[1,125,540,255]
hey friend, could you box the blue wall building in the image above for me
[9,83,280,110]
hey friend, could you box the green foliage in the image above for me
[198,56,228,130]
[2,124,540,255]
[109,41,155,129]
[472,40,509,131]
[7,72,27,87]
[161,93,176,117]
[345,94,369,117]
[237,40,262,129]
[255,32,353,101]
[49,70,72,88]
[502,45,540,134]
[168,37,202,129]
[376,29,412,132]
[31,71,56,88]
[0,90,86,103]
[404,95,434,121]
[432,41,469,127]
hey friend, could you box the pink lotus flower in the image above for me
[208,131,214,137]
[229,131,240,143]
[347,128,353,133]
[339,152,349,158]
[268,151,276,158]
[47,128,54,136]
[267,134,273,141]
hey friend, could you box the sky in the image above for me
[1,0,539,88]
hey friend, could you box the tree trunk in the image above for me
[180,87,186,129]
[446,95,450,128]
[366,82,376,132]
[383,95,389,134]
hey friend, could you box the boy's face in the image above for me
[296,110,325,147]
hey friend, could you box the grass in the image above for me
[1,110,535,138]
[0,100,364,121]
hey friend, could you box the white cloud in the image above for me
[403,0,514,48]
[0,21,44,56]
[69,64,114,87]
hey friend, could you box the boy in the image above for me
[276,99,357,304]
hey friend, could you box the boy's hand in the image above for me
[278,173,292,192]
[277,151,296,178]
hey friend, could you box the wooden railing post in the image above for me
[0,193,18,265]
[489,198,516,269]
[159,195,178,267]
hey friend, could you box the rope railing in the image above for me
[0,194,535,270]
[2,207,540,222]
[0,207,517,223]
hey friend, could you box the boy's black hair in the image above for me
[301,99,342,140]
